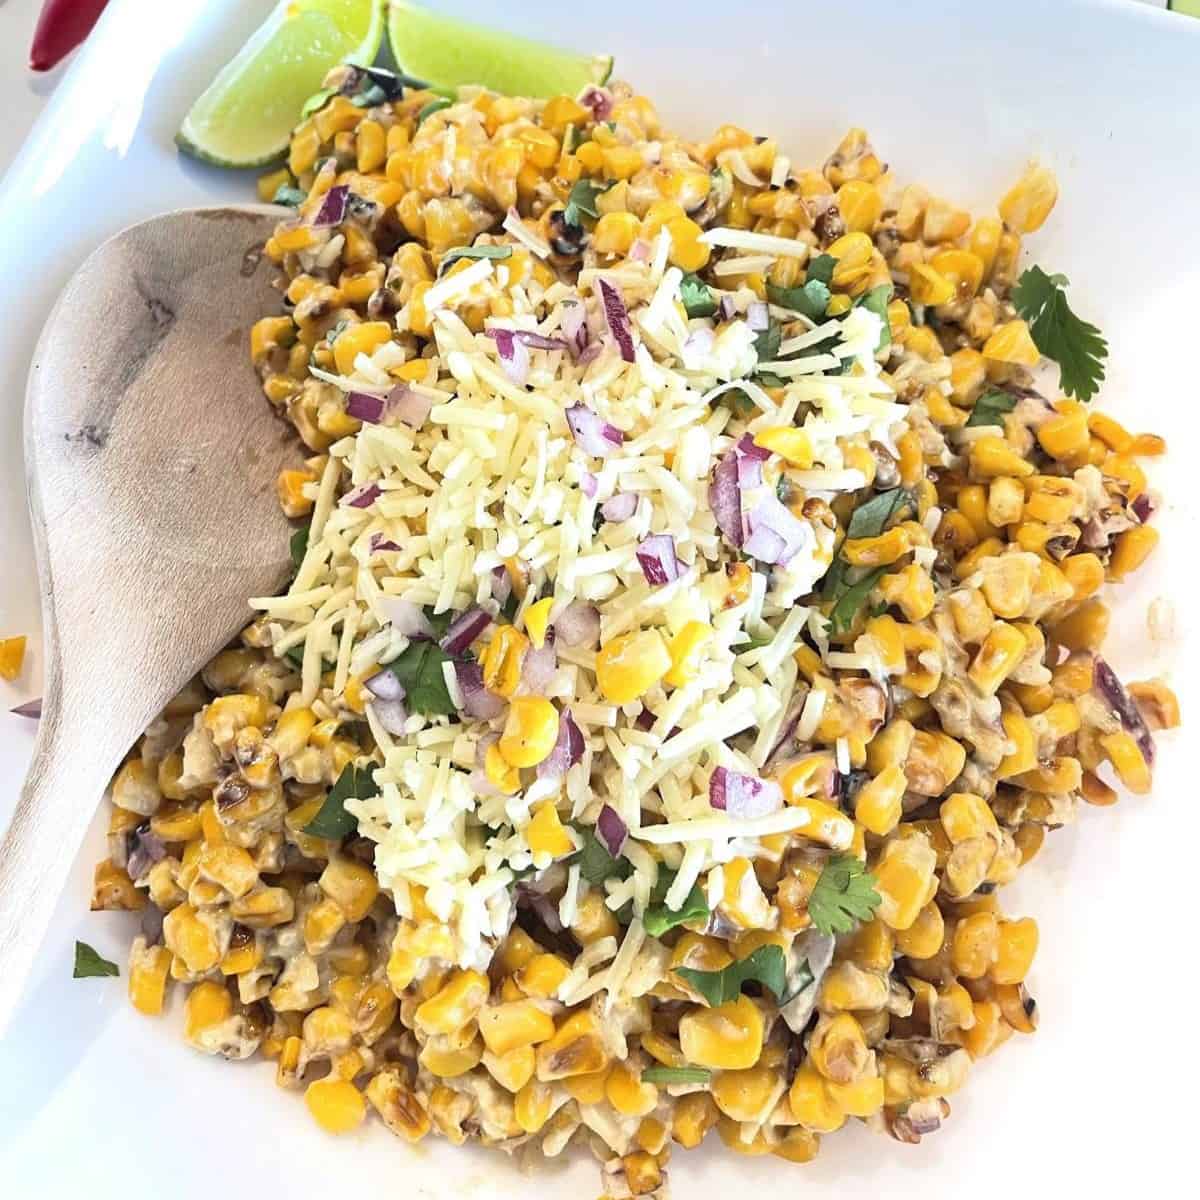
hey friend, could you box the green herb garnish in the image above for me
[273,184,307,208]
[844,487,914,540]
[563,177,612,227]
[74,941,119,979]
[302,761,379,840]
[385,638,456,717]
[423,608,455,640]
[767,279,830,322]
[855,283,894,351]
[417,96,453,125]
[806,253,837,285]
[1011,265,1107,402]
[300,88,335,119]
[965,389,1018,428]
[641,1066,713,1085]
[680,272,717,319]
[753,321,782,363]
[808,854,882,935]
[289,523,310,570]
[573,828,632,886]
[675,944,787,1007]
[642,870,709,938]
[440,244,513,274]
[820,487,913,628]
[827,566,887,635]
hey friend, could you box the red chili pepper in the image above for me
[29,0,111,72]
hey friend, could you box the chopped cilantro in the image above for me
[572,828,631,886]
[821,488,913,626]
[300,88,335,119]
[1012,265,1108,401]
[844,487,914,540]
[350,82,388,108]
[767,278,830,322]
[827,566,887,635]
[642,1066,712,1085]
[73,941,119,979]
[272,184,307,208]
[806,253,837,285]
[675,944,787,1007]
[563,178,612,228]
[423,607,455,639]
[680,272,717,319]
[439,244,513,274]
[753,321,782,363]
[642,869,709,937]
[965,389,1018,428]
[289,523,310,570]
[385,638,456,717]
[807,854,882,935]
[855,283,894,351]
[302,761,378,840]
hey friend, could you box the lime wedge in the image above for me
[1168,0,1200,15]
[178,0,386,168]
[387,1,612,99]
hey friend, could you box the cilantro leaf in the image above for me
[563,178,612,228]
[737,628,776,653]
[965,389,1018,428]
[423,607,455,639]
[417,97,452,125]
[385,639,456,717]
[642,1066,712,1085]
[302,761,379,840]
[642,869,709,937]
[806,253,837,285]
[73,941,119,979]
[300,88,335,119]
[753,321,782,363]
[675,944,787,1007]
[767,279,830,322]
[855,283,894,351]
[827,566,887,635]
[680,273,717,319]
[844,487,914,540]
[573,829,631,886]
[273,184,307,209]
[439,244,512,274]
[808,854,882,935]
[289,523,310,570]
[1012,265,1108,402]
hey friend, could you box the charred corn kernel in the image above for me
[481,625,528,697]
[197,843,258,900]
[896,428,924,485]
[825,128,882,186]
[983,319,1039,367]
[1087,411,1134,452]
[221,925,263,975]
[478,999,557,1058]
[948,348,987,405]
[894,901,945,960]
[664,621,714,687]
[810,1013,870,1084]
[305,1077,366,1135]
[606,1061,659,1117]
[826,231,874,290]
[827,1071,884,1118]
[333,321,392,375]
[951,911,1000,978]
[893,184,929,239]
[515,953,570,999]
[836,180,883,234]
[909,262,955,306]
[842,527,911,567]
[711,1064,777,1122]
[251,316,297,366]
[994,981,1038,1034]
[593,210,640,255]
[514,1080,553,1133]
[999,163,1058,233]
[128,938,171,1016]
[498,697,559,768]
[873,836,938,930]
[367,1070,431,1141]
[672,1091,720,1149]
[922,196,970,243]
[319,856,378,922]
[596,629,671,702]
[854,765,906,836]
[1015,755,1083,794]
[788,1063,844,1132]
[163,903,221,973]
[273,224,317,254]
[986,477,1024,527]
[562,1067,610,1105]
[940,792,999,844]
[1037,408,1090,461]
[991,230,1022,291]
[968,622,1027,694]
[483,1043,536,1093]
[679,996,764,1069]
[415,969,489,1036]
[754,426,814,468]
[992,917,1039,985]
[970,435,1035,479]
[302,1005,353,1055]
[1127,680,1181,731]
[1099,731,1152,794]
[419,1032,485,1078]
[931,249,985,301]
[666,216,710,271]
[790,797,854,850]
[355,118,385,173]
[1059,553,1103,602]
[536,1009,609,1080]
[1050,598,1109,652]
[996,706,1038,778]
[570,889,620,945]
[877,564,935,621]
[111,757,162,816]
[1014,821,1047,862]
[229,885,294,929]
[484,742,520,794]
[1108,525,1158,580]
[523,597,555,649]
[959,999,1007,1059]
[525,800,575,859]
[184,980,232,1042]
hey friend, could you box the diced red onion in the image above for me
[468,768,507,799]
[566,403,624,457]
[744,494,814,566]
[311,184,350,227]
[747,301,770,331]
[515,882,563,931]
[492,327,531,385]
[347,391,386,424]
[636,533,682,586]
[440,606,492,656]
[11,698,41,719]
[709,766,784,818]
[628,238,652,263]
[634,706,656,732]
[681,327,714,366]
[456,661,506,720]
[491,564,512,606]
[553,601,600,647]
[1093,657,1155,766]
[493,327,571,353]
[578,340,604,366]
[390,384,432,429]
[580,471,598,499]
[736,452,763,490]
[601,492,637,522]
[579,85,613,121]
[597,279,636,363]
[736,434,770,461]
[718,295,736,321]
[365,669,405,701]
[596,804,627,857]
[126,825,166,883]
[370,696,408,735]
[369,533,402,553]
[560,302,589,357]
[537,708,584,779]
[343,482,381,509]
[709,452,743,547]
[521,642,557,692]
[382,597,433,639]
[1132,493,1154,523]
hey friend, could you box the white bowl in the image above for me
[2,1,1198,1195]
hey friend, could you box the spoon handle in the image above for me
[0,704,115,1035]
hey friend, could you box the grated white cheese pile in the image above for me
[250,223,907,987]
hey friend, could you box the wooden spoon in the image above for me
[0,205,300,1032]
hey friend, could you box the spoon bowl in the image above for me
[0,205,299,1031]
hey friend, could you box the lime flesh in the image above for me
[1168,0,1200,15]
[178,0,386,168]
[387,1,611,98]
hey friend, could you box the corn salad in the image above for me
[94,66,1178,1195]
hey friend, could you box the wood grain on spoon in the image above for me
[0,205,300,1033]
